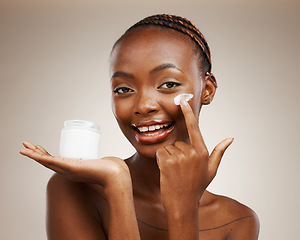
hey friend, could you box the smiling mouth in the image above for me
[132,122,175,144]
[133,123,173,136]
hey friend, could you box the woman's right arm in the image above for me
[20,142,140,240]
[47,174,107,240]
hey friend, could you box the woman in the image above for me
[20,14,259,240]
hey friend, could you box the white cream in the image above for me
[174,93,193,105]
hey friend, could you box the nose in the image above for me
[134,92,159,115]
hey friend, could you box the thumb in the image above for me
[208,138,234,180]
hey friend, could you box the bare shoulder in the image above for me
[46,173,107,240]
[199,191,260,239]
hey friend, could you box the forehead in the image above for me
[110,27,199,74]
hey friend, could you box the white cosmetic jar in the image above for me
[59,120,101,159]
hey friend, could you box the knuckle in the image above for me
[163,154,184,168]
[174,141,185,148]
[189,148,198,158]
[177,152,186,161]
[164,156,176,165]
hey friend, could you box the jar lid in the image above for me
[64,120,100,133]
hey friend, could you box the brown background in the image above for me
[1,0,299,239]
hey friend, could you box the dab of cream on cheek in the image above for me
[173,93,193,105]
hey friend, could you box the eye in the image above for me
[159,81,181,89]
[113,87,133,95]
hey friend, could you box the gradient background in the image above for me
[1,0,299,239]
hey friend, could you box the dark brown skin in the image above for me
[20,27,259,239]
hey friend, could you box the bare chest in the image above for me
[134,199,230,240]
[96,194,230,240]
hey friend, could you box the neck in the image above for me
[126,152,161,199]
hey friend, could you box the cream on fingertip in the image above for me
[174,93,193,105]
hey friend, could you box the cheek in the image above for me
[189,85,202,118]
[190,95,202,119]
[112,98,132,124]
[158,95,182,117]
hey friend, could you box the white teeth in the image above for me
[137,123,170,133]
[140,126,148,132]
[149,125,156,131]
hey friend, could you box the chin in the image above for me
[137,149,157,160]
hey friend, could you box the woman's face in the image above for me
[110,27,205,158]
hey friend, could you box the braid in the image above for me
[125,14,212,73]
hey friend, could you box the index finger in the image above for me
[179,98,206,149]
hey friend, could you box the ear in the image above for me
[201,73,217,105]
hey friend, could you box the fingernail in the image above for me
[180,98,188,106]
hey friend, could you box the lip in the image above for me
[132,120,175,145]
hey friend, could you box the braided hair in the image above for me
[113,14,216,86]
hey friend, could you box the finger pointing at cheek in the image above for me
[179,98,207,151]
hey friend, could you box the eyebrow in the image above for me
[110,63,182,81]
[150,63,183,75]
[111,71,134,80]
